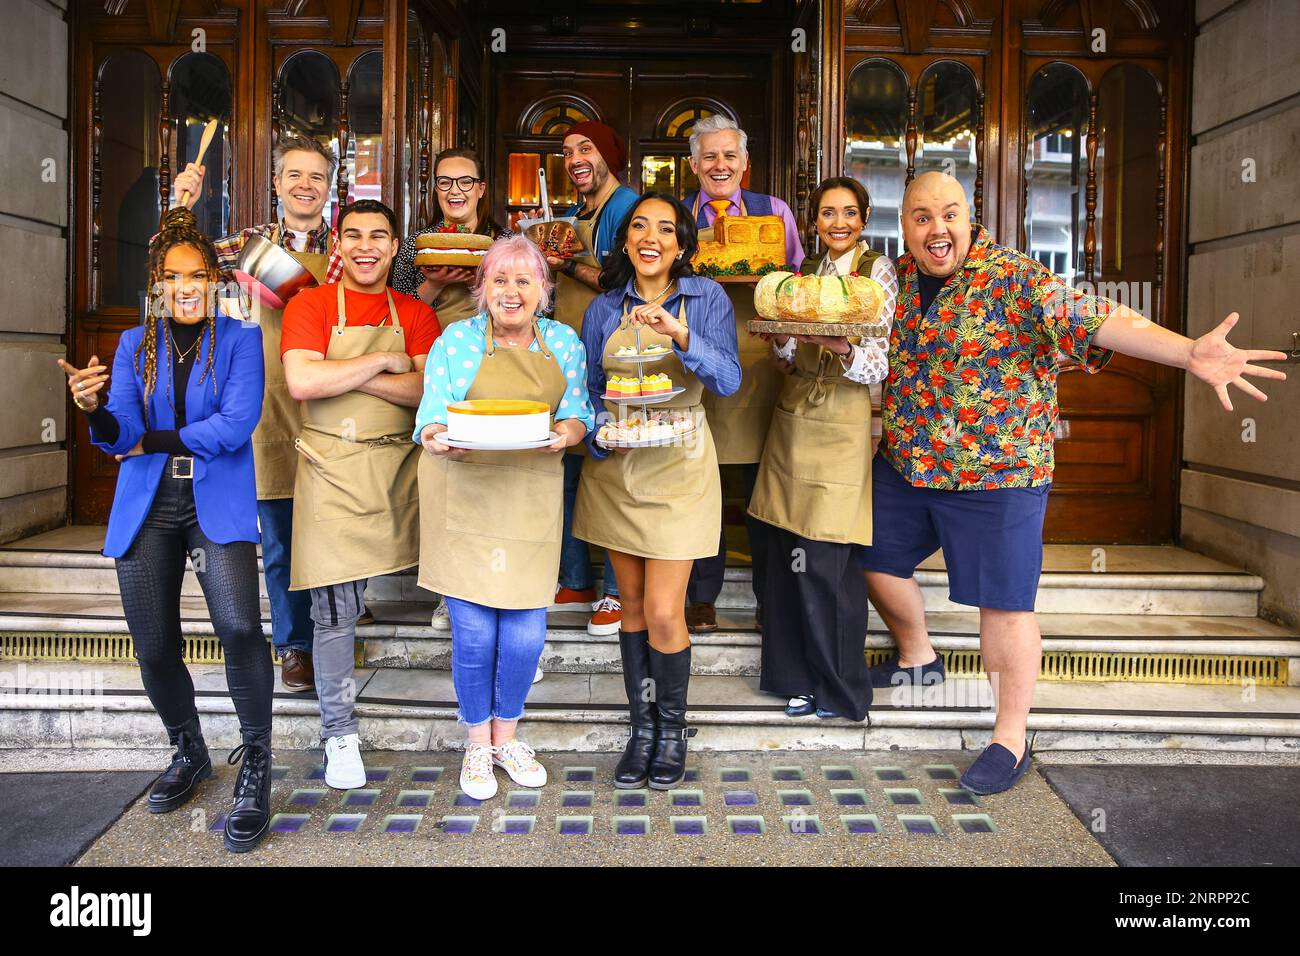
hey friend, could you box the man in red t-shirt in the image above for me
[281,199,440,791]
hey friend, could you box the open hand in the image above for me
[1188,313,1288,411]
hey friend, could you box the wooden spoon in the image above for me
[176,118,220,208]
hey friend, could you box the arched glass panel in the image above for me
[167,51,231,240]
[916,61,978,211]
[277,51,341,223]
[844,59,908,259]
[347,50,384,204]
[98,50,162,309]
[1025,63,1089,285]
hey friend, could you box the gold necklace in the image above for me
[166,322,204,365]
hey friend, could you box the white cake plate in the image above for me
[434,431,560,451]
[600,387,686,405]
[597,427,696,449]
[612,350,672,364]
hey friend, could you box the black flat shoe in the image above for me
[147,726,211,814]
[223,741,273,853]
[869,653,946,689]
[784,695,815,718]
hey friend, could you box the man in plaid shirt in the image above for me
[173,134,344,693]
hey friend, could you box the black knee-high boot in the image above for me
[614,629,656,789]
[646,644,696,790]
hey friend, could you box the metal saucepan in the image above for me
[232,232,318,310]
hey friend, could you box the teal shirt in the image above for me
[412,313,597,442]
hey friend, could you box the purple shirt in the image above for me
[695,188,805,269]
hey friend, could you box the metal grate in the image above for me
[864,648,1287,686]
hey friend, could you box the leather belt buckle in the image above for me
[171,456,195,479]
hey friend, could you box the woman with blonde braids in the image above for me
[57,207,274,854]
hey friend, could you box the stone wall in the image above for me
[0,0,69,543]
[1184,0,1300,626]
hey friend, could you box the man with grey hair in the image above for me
[860,171,1288,795]
[172,133,346,695]
[682,114,805,635]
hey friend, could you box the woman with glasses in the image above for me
[392,148,511,324]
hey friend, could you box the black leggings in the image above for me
[115,469,273,746]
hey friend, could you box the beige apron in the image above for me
[572,297,720,560]
[550,190,611,337]
[431,277,479,328]
[417,319,569,609]
[692,193,784,465]
[251,226,331,499]
[289,284,420,590]
[749,247,879,545]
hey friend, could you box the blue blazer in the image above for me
[92,313,265,558]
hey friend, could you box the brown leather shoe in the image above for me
[357,608,374,625]
[685,602,718,633]
[280,649,314,692]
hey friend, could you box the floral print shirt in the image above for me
[880,224,1114,490]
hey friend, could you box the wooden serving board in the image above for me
[747,319,890,337]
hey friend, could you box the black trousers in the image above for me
[688,463,767,606]
[757,521,872,721]
[115,467,273,746]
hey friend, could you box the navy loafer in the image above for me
[784,695,816,717]
[959,741,1033,795]
[869,654,946,689]
[814,707,843,720]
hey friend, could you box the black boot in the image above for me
[614,629,656,789]
[646,644,697,790]
[223,741,273,853]
[147,719,212,814]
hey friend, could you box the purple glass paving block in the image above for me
[327,815,364,833]
[565,769,595,782]
[720,770,750,783]
[398,793,433,808]
[453,792,484,807]
[411,769,442,783]
[903,818,939,835]
[365,770,391,782]
[270,766,290,781]
[835,792,867,806]
[671,792,702,807]
[786,818,821,835]
[926,767,958,780]
[673,818,706,835]
[781,792,813,806]
[288,790,324,807]
[824,768,855,781]
[344,791,379,807]
[440,817,477,834]
[888,791,921,805]
[729,818,763,835]
[385,817,420,834]
[724,791,759,807]
[270,814,308,834]
[684,770,699,782]
[617,793,647,808]
[209,815,227,832]
[615,818,647,835]
[944,790,977,806]
[308,767,327,781]
[501,818,533,835]
[876,769,906,781]
[562,793,593,808]
[772,768,803,781]
[958,818,993,833]
[559,819,591,835]
[508,793,540,808]
[845,818,879,834]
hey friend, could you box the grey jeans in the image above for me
[309,579,367,740]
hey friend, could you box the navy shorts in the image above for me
[855,455,1050,612]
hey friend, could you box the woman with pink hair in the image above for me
[412,234,596,800]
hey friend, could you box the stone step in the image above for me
[2,592,1295,684]
[0,542,1265,616]
[2,660,1298,755]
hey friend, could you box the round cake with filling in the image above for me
[446,399,551,444]
[414,230,494,269]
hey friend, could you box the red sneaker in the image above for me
[552,585,597,611]
[588,596,622,636]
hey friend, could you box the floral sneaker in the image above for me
[459,742,498,801]
[492,738,548,788]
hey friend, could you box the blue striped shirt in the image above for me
[580,274,741,457]
[412,314,597,442]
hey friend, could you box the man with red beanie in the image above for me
[546,120,640,637]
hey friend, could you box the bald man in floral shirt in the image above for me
[859,172,1288,795]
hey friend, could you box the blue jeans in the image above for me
[445,596,547,726]
[560,453,618,597]
[256,497,314,652]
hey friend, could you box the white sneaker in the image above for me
[459,742,498,800]
[492,738,548,788]
[431,600,451,632]
[533,665,544,684]
[323,733,367,790]
[587,595,622,636]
